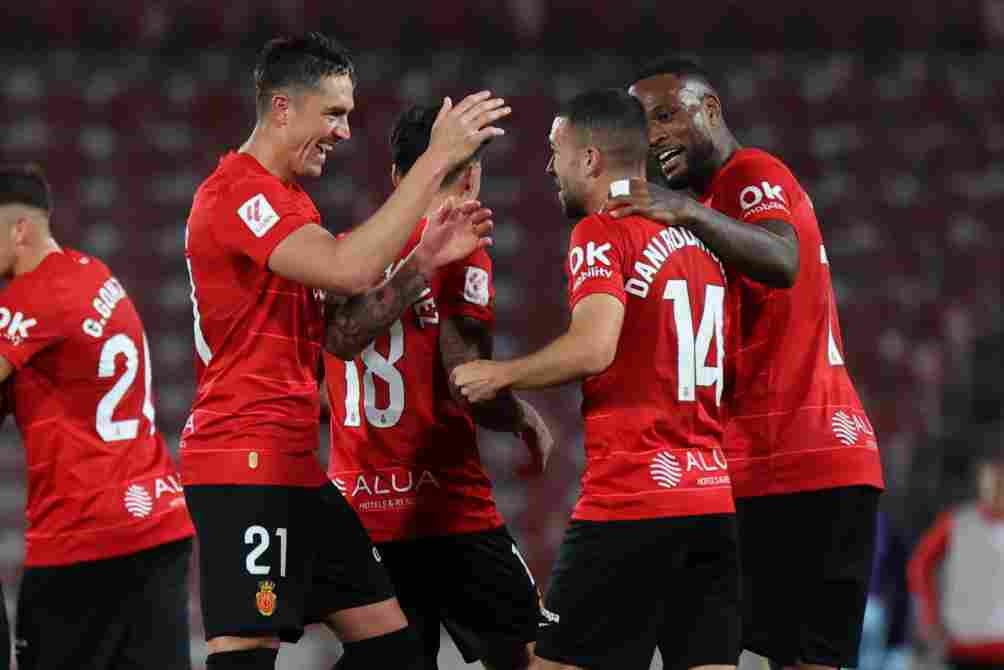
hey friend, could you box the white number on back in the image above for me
[96,333,156,442]
[343,319,406,428]
[663,281,725,405]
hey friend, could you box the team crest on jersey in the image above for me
[256,580,277,616]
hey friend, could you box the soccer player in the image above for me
[0,165,194,670]
[607,58,886,670]
[181,34,509,670]
[323,104,552,670]
[454,89,740,670]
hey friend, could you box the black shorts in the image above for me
[377,526,541,665]
[185,483,394,643]
[536,514,741,670]
[15,538,192,670]
[736,485,881,668]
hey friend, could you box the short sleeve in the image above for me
[567,214,626,310]
[217,178,317,267]
[713,153,803,227]
[440,247,495,325]
[0,279,66,370]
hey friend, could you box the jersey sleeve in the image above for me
[567,214,626,310]
[714,153,804,227]
[440,247,495,325]
[0,279,67,370]
[907,509,953,631]
[217,178,316,268]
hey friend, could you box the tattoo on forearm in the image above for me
[324,262,428,359]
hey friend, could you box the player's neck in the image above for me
[590,172,642,214]
[14,236,61,277]
[240,127,295,183]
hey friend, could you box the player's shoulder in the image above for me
[0,249,94,318]
[722,147,801,184]
[572,212,620,237]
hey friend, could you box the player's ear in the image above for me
[584,146,603,179]
[271,94,291,127]
[390,164,402,189]
[703,94,723,129]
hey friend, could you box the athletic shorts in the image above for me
[185,483,394,643]
[535,514,741,670]
[15,538,192,670]
[736,485,881,667]
[377,526,542,665]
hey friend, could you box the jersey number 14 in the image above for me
[664,281,725,406]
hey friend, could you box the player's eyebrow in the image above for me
[324,105,351,115]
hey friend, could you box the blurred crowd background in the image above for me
[0,1,1001,667]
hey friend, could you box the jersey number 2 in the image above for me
[343,319,405,428]
[96,333,156,442]
[663,281,725,406]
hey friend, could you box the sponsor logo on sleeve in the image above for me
[0,307,37,345]
[238,193,280,238]
[463,266,490,307]
[738,181,790,219]
[123,484,154,518]
[569,241,614,291]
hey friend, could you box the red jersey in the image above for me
[566,212,734,522]
[181,152,328,487]
[0,249,193,566]
[701,148,884,497]
[325,219,503,543]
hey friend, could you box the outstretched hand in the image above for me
[414,198,493,275]
[452,358,511,404]
[429,91,511,170]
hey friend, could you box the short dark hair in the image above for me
[390,104,486,185]
[559,88,649,169]
[254,32,356,116]
[633,56,714,88]
[0,164,51,212]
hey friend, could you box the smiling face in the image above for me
[545,116,590,220]
[629,73,719,191]
[283,73,355,178]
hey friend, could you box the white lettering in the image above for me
[568,246,584,275]
[585,241,612,267]
[625,278,649,298]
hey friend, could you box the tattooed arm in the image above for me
[324,254,430,360]
[441,316,553,475]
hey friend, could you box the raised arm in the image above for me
[323,199,494,359]
[606,178,798,288]
[269,92,510,295]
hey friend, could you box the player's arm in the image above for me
[441,316,524,429]
[452,294,625,402]
[324,248,430,360]
[441,315,553,476]
[0,356,12,385]
[269,92,509,295]
[606,178,798,288]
